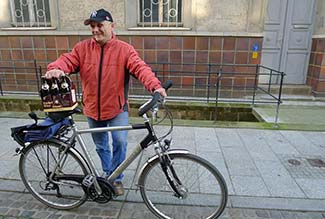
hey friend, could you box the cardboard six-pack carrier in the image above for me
[40,75,78,112]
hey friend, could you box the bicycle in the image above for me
[11,81,228,219]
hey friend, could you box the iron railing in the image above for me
[0,61,285,125]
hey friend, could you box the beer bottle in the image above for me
[40,76,52,108]
[51,77,62,108]
[60,75,71,107]
[60,75,70,93]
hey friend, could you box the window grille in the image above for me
[139,0,182,27]
[9,0,51,27]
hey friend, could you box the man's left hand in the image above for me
[154,87,167,97]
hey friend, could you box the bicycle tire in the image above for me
[19,141,88,210]
[138,152,227,219]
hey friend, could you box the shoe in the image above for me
[112,181,124,196]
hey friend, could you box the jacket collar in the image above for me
[91,33,116,48]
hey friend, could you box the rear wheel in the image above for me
[138,153,227,219]
[19,141,88,210]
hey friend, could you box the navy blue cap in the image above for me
[84,9,113,25]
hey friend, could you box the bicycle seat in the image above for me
[48,107,82,122]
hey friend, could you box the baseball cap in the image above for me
[84,9,113,25]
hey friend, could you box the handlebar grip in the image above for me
[138,92,160,117]
[138,80,173,117]
[163,80,173,91]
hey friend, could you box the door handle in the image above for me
[293,25,309,29]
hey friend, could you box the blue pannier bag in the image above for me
[24,117,70,142]
[11,117,70,146]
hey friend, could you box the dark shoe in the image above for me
[113,181,124,196]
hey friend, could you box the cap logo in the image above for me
[91,10,97,18]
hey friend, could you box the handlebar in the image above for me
[138,80,173,117]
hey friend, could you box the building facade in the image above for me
[0,0,324,96]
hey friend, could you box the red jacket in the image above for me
[48,35,161,120]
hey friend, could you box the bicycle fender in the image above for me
[137,149,190,184]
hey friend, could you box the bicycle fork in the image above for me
[155,145,188,199]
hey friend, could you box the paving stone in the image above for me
[75,216,89,219]
[280,211,297,219]
[6,209,20,217]
[242,209,257,217]
[33,211,51,219]
[20,210,36,218]
[61,214,77,219]
[72,206,89,215]
[256,210,270,218]
[100,209,119,218]
[228,208,243,217]
[23,202,39,210]
[88,207,102,216]
[0,200,14,208]
[269,210,283,219]
[47,214,62,219]
[9,201,26,208]
[0,209,8,215]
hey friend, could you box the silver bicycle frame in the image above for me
[74,124,136,177]
[71,122,147,194]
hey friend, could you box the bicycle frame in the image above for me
[56,115,159,195]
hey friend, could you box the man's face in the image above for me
[89,21,114,45]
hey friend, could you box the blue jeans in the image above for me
[87,111,128,182]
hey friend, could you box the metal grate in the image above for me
[9,0,51,27]
[139,0,182,27]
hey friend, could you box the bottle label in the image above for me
[42,95,53,108]
[71,89,76,103]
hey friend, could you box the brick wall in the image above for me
[0,35,262,96]
[307,38,325,96]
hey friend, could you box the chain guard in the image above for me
[85,177,115,203]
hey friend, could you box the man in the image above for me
[45,8,166,196]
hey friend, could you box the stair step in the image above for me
[259,84,312,96]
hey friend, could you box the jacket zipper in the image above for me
[118,96,122,109]
[97,46,105,120]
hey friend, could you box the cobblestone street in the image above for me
[0,191,324,219]
[1,118,325,218]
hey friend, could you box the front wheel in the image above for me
[138,152,228,219]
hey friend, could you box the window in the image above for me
[139,0,182,27]
[9,0,51,27]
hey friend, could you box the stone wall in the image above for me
[0,0,266,33]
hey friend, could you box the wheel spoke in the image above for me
[19,142,88,210]
[139,153,227,219]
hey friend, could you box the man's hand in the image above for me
[154,87,167,97]
[45,69,65,79]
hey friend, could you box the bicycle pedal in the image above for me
[82,174,94,188]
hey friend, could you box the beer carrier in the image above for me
[40,75,78,112]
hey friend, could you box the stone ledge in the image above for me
[0,96,258,122]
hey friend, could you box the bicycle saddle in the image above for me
[48,107,82,122]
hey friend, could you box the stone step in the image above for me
[258,84,312,96]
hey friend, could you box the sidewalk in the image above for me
[1,116,325,216]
